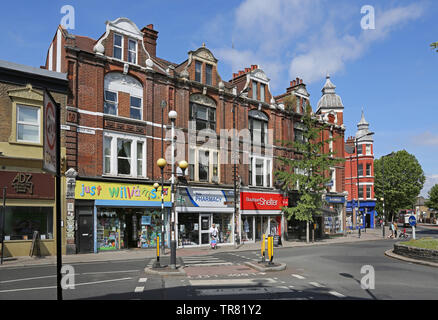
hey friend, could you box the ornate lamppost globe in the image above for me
[178,160,188,170]
[153,182,160,190]
[157,158,167,169]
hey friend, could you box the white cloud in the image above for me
[421,174,438,197]
[411,131,438,146]
[289,2,425,84]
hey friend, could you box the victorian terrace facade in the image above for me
[44,17,346,253]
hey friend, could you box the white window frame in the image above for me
[127,38,137,64]
[365,144,371,155]
[366,185,372,199]
[260,83,265,102]
[130,95,142,120]
[103,132,146,178]
[104,90,118,116]
[329,131,333,153]
[330,168,336,192]
[249,155,272,188]
[113,33,123,60]
[188,147,219,183]
[16,104,41,143]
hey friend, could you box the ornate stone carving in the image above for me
[189,93,216,108]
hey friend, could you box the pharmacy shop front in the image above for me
[175,187,235,248]
[240,191,288,243]
[74,180,171,253]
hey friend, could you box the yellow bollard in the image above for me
[157,236,160,262]
[267,236,272,263]
[261,234,266,262]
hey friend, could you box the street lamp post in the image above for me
[381,152,394,238]
[232,86,250,247]
[156,158,167,257]
[355,131,374,238]
[168,110,177,269]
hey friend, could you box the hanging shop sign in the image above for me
[75,180,171,202]
[325,195,345,203]
[240,192,288,211]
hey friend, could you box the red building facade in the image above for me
[44,17,346,253]
[344,112,376,229]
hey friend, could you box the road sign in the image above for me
[43,90,58,174]
[408,215,416,226]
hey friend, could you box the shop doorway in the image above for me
[78,214,93,253]
[200,214,211,245]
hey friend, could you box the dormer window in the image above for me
[260,83,265,102]
[252,81,258,100]
[195,60,202,83]
[128,38,137,64]
[113,34,123,60]
[205,64,213,85]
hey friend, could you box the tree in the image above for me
[425,184,438,211]
[431,42,438,52]
[275,102,344,242]
[374,150,425,222]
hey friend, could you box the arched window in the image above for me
[248,109,268,146]
[104,73,143,119]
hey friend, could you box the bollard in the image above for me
[261,234,266,263]
[268,235,274,265]
[153,236,161,268]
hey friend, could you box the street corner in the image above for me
[244,260,287,272]
[184,264,259,278]
[144,265,187,276]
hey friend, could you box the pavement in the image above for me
[0,226,390,268]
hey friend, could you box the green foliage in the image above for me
[275,104,344,222]
[425,184,438,211]
[431,42,438,52]
[283,94,297,112]
[374,150,425,221]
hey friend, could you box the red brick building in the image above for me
[44,17,346,253]
[344,111,376,230]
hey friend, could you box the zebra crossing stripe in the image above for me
[134,287,144,293]
[329,291,346,298]
[291,274,305,279]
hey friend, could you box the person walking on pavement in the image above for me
[394,221,398,238]
[209,223,219,249]
[389,221,394,238]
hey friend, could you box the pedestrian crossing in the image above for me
[181,255,234,267]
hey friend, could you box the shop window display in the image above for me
[97,208,166,250]
[213,213,232,244]
[3,206,53,240]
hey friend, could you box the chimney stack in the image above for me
[141,24,159,57]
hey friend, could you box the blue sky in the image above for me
[1,0,437,196]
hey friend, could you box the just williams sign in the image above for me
[43,90,58,174]
[0,171,54,200]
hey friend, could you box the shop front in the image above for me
[324,194,346,235]
[240,190,288,244]
[346,200,376,229]
[0,171,56,257]
[74,180,171,253]
[175,187,235,247]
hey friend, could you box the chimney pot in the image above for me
[245,68,250,73]
[146,24,154,30]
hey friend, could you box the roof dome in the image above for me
[355,110,373,142]
[316,74,344,111]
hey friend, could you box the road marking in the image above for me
[329,291,346,298]
[309,282,325,288]
[291,274,305,280]
[0,275,57,283]
[189,278,277,287]
[184,262,233,267]
[138,278,147,283]
[82,270,140,275]
[134,286,144,293]
[0,277,132,293]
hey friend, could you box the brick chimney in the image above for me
[141,24,158,57]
